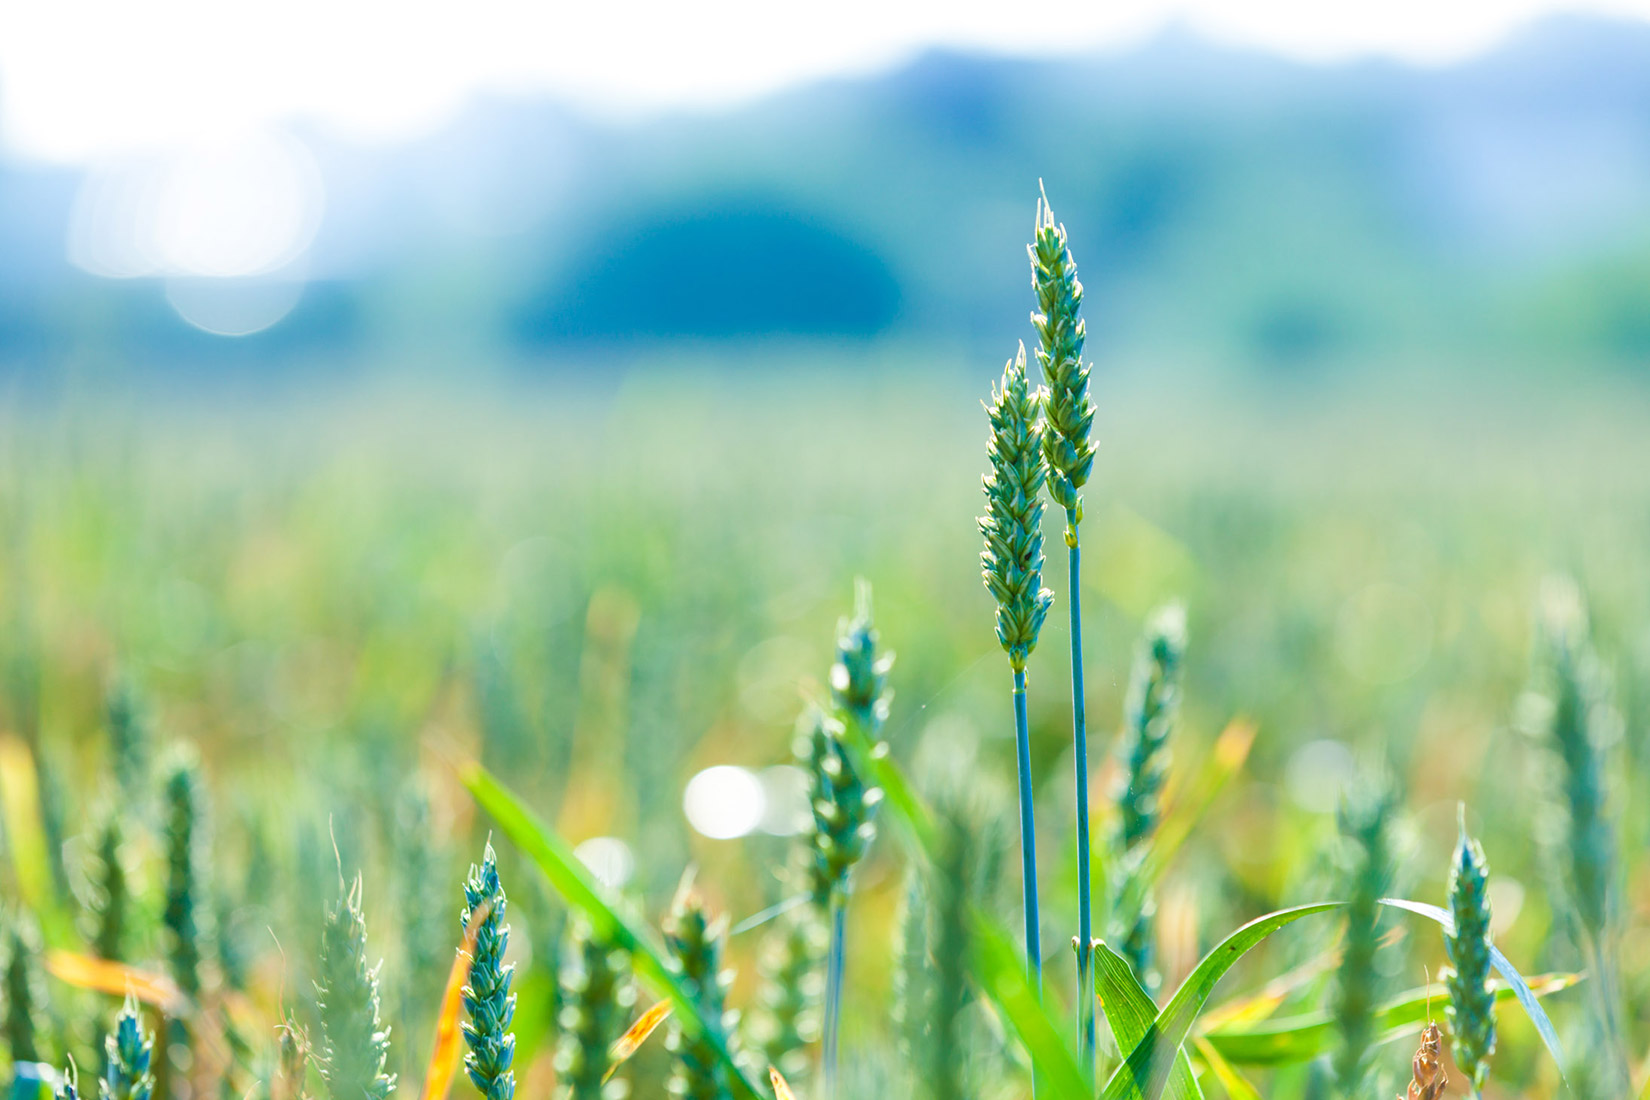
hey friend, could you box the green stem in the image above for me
[1067,509,1094,1078]
[823,900,846,1100]
[1012,668,1041,990]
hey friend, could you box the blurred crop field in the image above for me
[2,359,1648,1097]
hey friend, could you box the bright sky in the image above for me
[2,0,1647,164]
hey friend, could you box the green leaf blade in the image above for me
[1101,903,1343,1100]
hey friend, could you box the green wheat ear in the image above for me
[802,709,884,907]
[555,917,636,1100]
[461,845,516,1100]
[1030,186,1095,531]
[82,809,130,963]
[755,903,824,1085]
[830,579,893,737]
[1445,807,1497,1097]
[160,746,212,1003]
[979,344,1054,672]
[1330,769,1397,1099]
[1111,601,1187,988]
[317,874,396,1100]
[101,996,155,1100]
[4,911,47,1064]
[105,678,152,806]
[663,874,741,1100]
[1534,578,1616,941]
[1116,602,1187,852]
[1531,577,1628,1097]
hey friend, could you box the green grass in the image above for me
[0,361,1645,1099]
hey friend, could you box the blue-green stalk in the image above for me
[979,344,1054,988]
[1111,603,1187,989]
[5,912,47,1064]
[58,1063,81,1100]
[461,845,516,1100]
[662,876,741,1100]
[317,875,396,1100]
[1444,809,1496,1097]
[555,917,635,1100]
[1030,188,1098,1070]
[101,996,155,1100]
[1330,775,1395,1099]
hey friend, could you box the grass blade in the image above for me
[972,917,1092,1100]
[418,899,490,1100]
[1192,1038,1263,1100]
[604,999,672,1083]
[1093,942,1204,1100]
[1378,896,1569,1082]
[1100,903,1342,1100]
[44,951,190,1016]
[770,1067,799,1100]
[461,762,768,1100]
[1202,974,1580,1066]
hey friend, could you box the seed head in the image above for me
[317,875,396,1100]
[1399,1022,1447,1100]
[1534,578,1617,940]
[101,996,155,1100]
[555,917,635,1100]
[4,912,46,1064]
[979,345,1055,672]
[755,904,823,1087]
[160,746,212,1001]
[1445,810,1497,1094]
[1029,187,1095,525]
[461,845,516,1100]
[1116,603,1188,851]
[82,810,130,963]
[829,579,893,738]
[798,710,884,907]
[1332,769,1397,1098]
[663,875,741,1100]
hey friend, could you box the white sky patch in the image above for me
[3,0,1648,164]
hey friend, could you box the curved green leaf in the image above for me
[1202,974,1581,1066]
[1193,1037,1263,1100]
[462,763,769,1100]
[1100,903,1342,1100]
[1094,942,1204,1100]
[1379,896,1569,1083]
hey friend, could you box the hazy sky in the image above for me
[2,0,1644,162]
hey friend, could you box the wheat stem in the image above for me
[1012,668,1041,989]
[822,902,846,1100]
[1065,515,1093,1069]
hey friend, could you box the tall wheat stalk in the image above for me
[1029,187,1097,1069]
[979,344,1054,988]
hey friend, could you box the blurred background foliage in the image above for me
[10,16,1650,378]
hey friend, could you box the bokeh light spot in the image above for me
[683,765,766,839]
